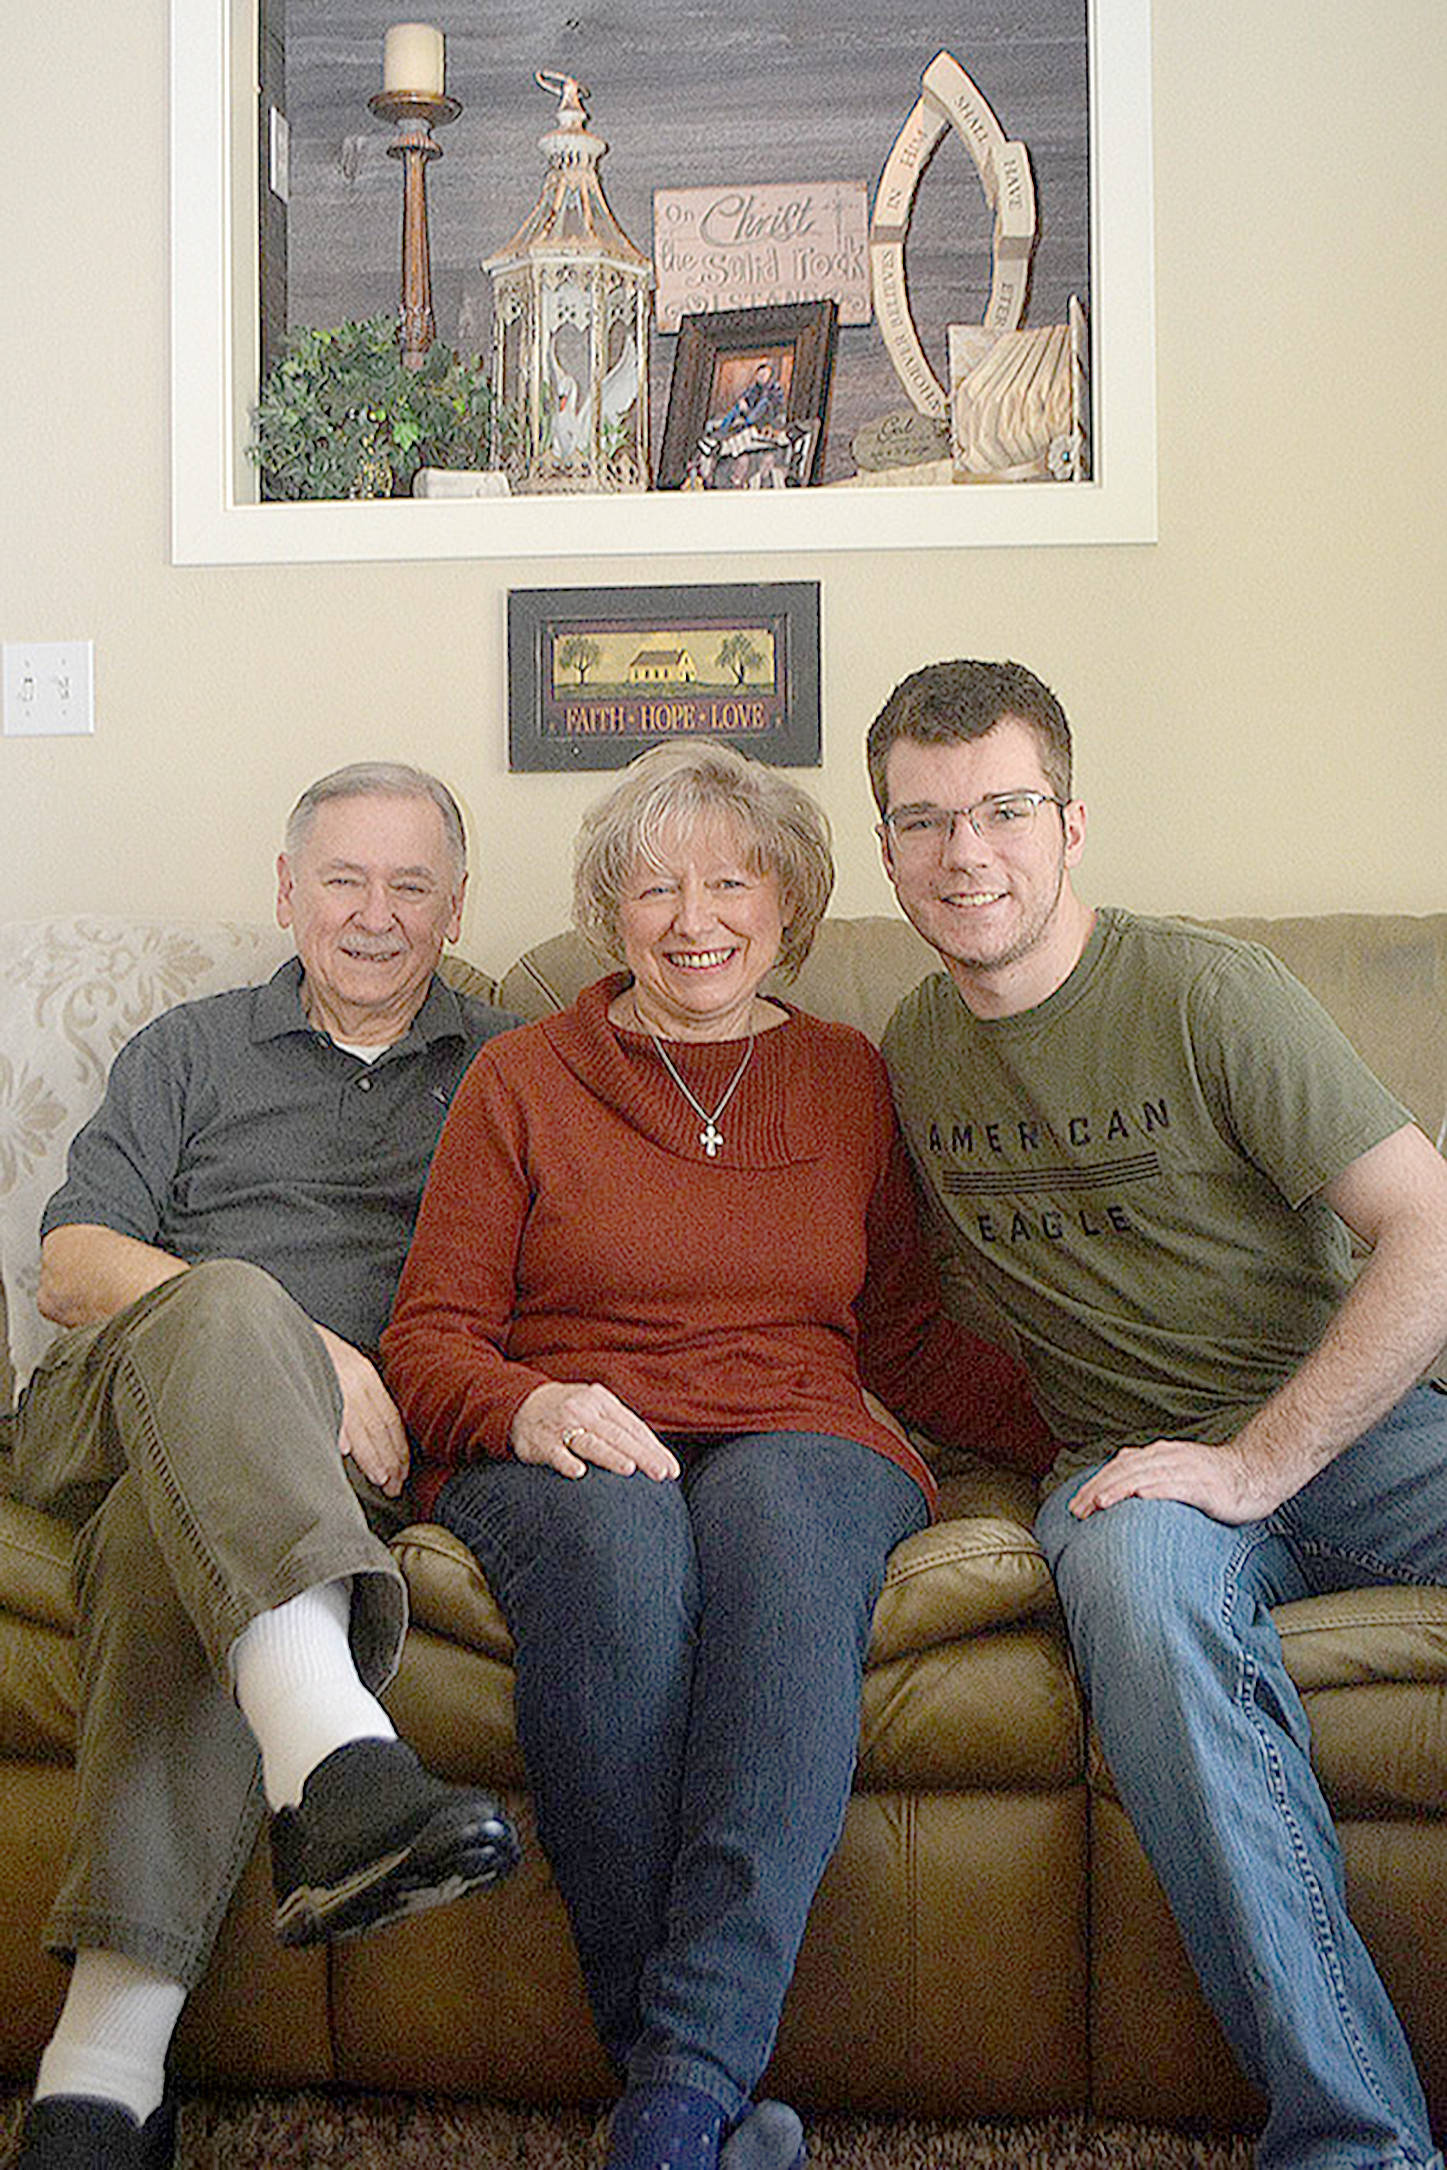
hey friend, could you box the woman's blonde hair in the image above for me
[573,740,834,982]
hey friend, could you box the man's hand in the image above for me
[1072,1125,1447,1529]
[1068,1437,1290,1525]
[315,1326,410,1497]
[511,1381,680,1482]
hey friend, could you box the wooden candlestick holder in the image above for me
[367,89,462,370]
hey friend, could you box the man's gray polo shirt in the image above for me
[41,957,519,1352]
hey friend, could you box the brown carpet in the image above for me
[2,2089,1257,2168]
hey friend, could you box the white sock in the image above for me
[35,1949,187,2124]
[231,1578,396,1810]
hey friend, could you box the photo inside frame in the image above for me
[708,349,796,421]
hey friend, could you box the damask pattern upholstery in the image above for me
[0,920,295,1397]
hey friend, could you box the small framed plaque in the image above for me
[507,582,821,771]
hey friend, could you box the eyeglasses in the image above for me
[878,791,1067,856]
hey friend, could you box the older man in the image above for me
[870,660,1447,2170]
[2,763,521,2170]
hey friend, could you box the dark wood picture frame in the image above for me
[657,302,839,492]
[508,582,821,771]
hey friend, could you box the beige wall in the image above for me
[2,2,1443,987]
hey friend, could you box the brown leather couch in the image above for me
[1,909,1445,2132]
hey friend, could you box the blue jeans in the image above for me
[438,1431,927,2120]
[1036,1385,1447,2170]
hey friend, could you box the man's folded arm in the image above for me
[38,1222,189,1330]
[40,1222,411,1499]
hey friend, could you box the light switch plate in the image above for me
[3,641,95,736]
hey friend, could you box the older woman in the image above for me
[381,743,1048,2170]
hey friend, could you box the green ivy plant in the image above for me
[248,316,498,501]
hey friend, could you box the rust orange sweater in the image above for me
[384,977,1051,1516]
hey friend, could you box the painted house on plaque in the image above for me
[628,649,699,684]
[485,73,653,494]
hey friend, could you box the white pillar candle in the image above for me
[383,23,445,97]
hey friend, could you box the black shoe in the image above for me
[269,1737,520,1946]
[11,2094,176,2170]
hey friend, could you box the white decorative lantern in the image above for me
[485,73,653,493]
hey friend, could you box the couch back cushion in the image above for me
[501,912,1447,1145]
[1207,913,1447,1150]
[499,916,942,1046]
[5,910,1444,1400]
[501,913,1447,1395]
[0,919,495,1399]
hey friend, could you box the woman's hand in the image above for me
[511,1382,681,1482]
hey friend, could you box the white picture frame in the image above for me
[170,0,1156,566]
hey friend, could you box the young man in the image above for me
[869,659,1447,2170]
[2,763,522,2170]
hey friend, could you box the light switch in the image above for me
[3,641,95,736]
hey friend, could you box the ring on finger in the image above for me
[561,1426,584,1448]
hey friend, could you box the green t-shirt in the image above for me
[882,909,1410,1485]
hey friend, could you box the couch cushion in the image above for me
[392,1523,513,1660]
[861,1621,1082,1790]
[869,1515,1054,1657]
[387,1523,1081,1798]
[0,1614,77,1760]
[1207,913,1447,1143]
[1274,1586,1447,1817]
[0,1488,80,1758]
[1087,1584,1447,1822]
[388,1498,1070,1797]
[396,1504,1055,1670]
[1272,1582,1447,1692]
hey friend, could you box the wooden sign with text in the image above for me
[652,180,871,334]
[508,583,821,771]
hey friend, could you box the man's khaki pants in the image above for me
[1,1260,407,1988]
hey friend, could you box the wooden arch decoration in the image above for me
[869,52,1039,419]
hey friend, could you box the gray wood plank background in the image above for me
[272,1,1091,482]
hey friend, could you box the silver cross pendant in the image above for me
[700,1121,723,1157]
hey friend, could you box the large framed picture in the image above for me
[172,0,1157,561]
[508,582,821,771]
[657,303,839,492]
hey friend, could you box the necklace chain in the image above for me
[648,1031,755,1157]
